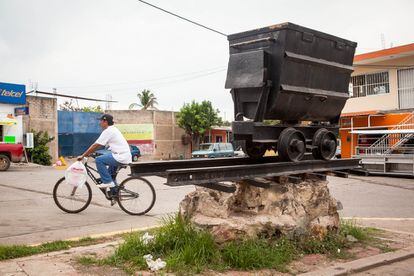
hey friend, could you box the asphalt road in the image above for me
[0,163,413,245]
[0,163,194,245]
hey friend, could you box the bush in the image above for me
[27,130,54,165]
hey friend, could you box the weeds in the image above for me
[97,215,383,274]
[0,236,102,261]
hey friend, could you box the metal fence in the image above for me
[58,111,102,156]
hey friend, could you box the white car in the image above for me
[233,146,246,157]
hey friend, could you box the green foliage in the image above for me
[92,216,388,274]
[59,100,102,112]
[129,89,158,110]
[340,220,371,241]
[221,238,296,271]
[0,237,101,261]
[80,105,103,113]
[27,130,54,165]
[221,120,231,126]
[176,101,223,140]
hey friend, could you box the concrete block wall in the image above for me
[109,110,190,160]
[23,96,58,162]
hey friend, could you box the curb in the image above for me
[300,245,414,275]
[29,225,159,247]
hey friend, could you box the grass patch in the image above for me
[0,236,104,261]
[89,215,385,274]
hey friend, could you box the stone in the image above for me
[180,177,339,243]
[346,234,358,242]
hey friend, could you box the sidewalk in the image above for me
[2,235,414,275]
[0,240,124,276]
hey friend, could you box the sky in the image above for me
[0,0,413,120]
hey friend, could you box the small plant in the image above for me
[77,216,388,274]
[0,237,101,261]
[27,130,54,165]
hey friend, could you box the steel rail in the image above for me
[165,158,360,186]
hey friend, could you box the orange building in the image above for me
[203,126,232,143]
[339,43,414,173]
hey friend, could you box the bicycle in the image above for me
[53,157,156,215]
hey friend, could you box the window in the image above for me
[215,136,223,142]
[350,71,390,98]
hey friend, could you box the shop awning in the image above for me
[0,117,17,126]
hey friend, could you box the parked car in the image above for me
[192,143,234,158]
[0,143,24,171]
[233,146,246,157]
[95,145,141,162]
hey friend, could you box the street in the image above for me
[0,164,413,245]
[0,163,194,245]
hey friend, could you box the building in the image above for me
[340,43,414,175]
[202,126,232,144]
[0,82,26,144]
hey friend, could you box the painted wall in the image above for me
[109,110,191,160]
[23,96,58,162]
[342,56,414,114]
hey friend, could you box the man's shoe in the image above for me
[110,199,117,206]
[97,182,116,189]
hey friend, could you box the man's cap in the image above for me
[98,114,114,124]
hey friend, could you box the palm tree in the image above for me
[129,89,158,110]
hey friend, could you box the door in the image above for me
[398,67,414,109]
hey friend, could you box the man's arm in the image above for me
[77,143,102,161]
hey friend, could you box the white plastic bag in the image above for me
[143,254,166,271]
[141,232,154,245]
[65,161,87,188]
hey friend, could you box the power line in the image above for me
[27,90,118,102]
[94,68,226,93]
[56,66,226,89]
[137,0,227,37]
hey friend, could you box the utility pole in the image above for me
[105,94,112,111]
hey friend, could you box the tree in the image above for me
[59,100,102,112]
[81,105,103,113]
[176,100,222,149]
[129,89,158,110]
[27,130,54,166]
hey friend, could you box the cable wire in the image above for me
[137,0,227,37]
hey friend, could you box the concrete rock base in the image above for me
[180,176,339,243]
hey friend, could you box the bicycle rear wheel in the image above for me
[117,176,156,215]
[53,177,92,213]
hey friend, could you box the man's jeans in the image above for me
[95,153,121,184]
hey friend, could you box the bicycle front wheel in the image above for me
[117,176,156,215]
[53,177,92,213]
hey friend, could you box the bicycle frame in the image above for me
[84,162,102,185]
[83,160,117,200]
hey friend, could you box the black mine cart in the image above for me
[225,22,357,161]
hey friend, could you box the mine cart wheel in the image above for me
[246,141,267,159]
[312,128,337,160]
[277,128,306,162]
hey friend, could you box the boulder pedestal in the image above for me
[179,176,339,243]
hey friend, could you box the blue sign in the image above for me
[15,106,29,116]
[0,82,26,104]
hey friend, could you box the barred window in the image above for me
[350,72,390,98]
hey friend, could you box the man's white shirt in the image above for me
[95,126,132,164]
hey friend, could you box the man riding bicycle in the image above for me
[77,114,132,193]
